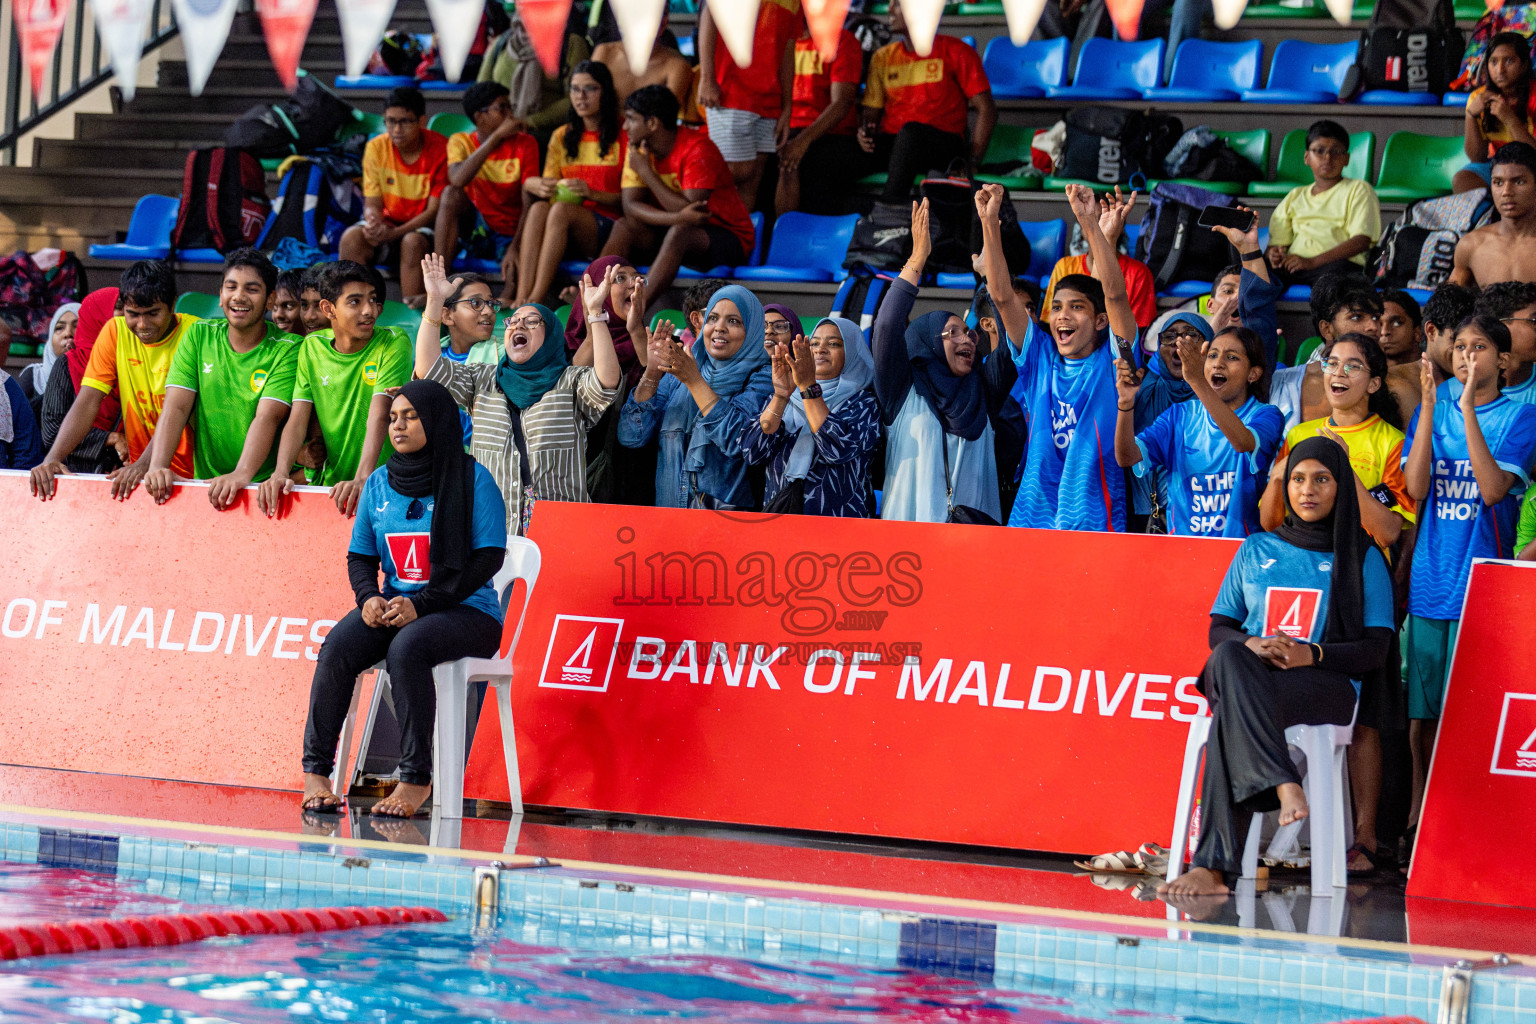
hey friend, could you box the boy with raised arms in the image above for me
[29,260,197,502]
[141,249,301,509]
[256,261,413,517]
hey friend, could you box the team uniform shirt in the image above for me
[1277,414,1416,540]
[1044,254,1158,329]
[1134,396,1285,537]
[862,35,990,137]
[348,463,508,623]
[620,128,756,253]
[1268,177,1381,267]
[1430,375,1536,405]
[362,131,450,225]
[1401,395,1536,619]
[1007,319,1126,531]
[292,327,415,486]
[80,313,198,476]
[543,125,627,219]
[1517,485,1536,553]
[791,32,862,133]
[163,320,301,481]
[1470,84,1536,157]
[446,130,540,236]
[1212,532,1394,647]
[712,0,803,117]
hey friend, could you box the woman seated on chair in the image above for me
[1158,435,1394,902]
[300,380,508,818]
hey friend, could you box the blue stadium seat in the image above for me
[1443,92,1470,107]
[981,36,1069,99]
[1281,284,1313,302]
[1359,89,1441,106]
[88,194,179,260]
[418,80,467,92]
[935,272,975,289]
[1143,39,1262,102]
[1239,39,1355,104]
[454,255,500,273]
[661,211,765,280]
[178,248,225,263]
[1021,219,1067,281]
[334,74,415,89]
[1046,38,1165,101]
[1163,280,1211,298]
[734,212,860,282]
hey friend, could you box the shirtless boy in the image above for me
[592,20,693,106]
[1452,142,1536,287]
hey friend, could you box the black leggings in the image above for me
[1191,640,1357,880]
[302,604,502,786]
[875,122,969,202]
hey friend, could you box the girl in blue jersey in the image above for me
[300,379,509,819]
[1113,322,1284,537]
[1159,435,1394,901]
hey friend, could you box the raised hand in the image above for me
[1097,186,1137,242]
[647,321,676,373]
[1210,205,1260,253]
[1177,335,1209,386]
[1064,182,1099,225]
[909,198,932,265]
[580,263,617,319]
[973,183,1004,225]
[1420,352,1438,407]
[1114,358,1144,408]
[421,253,460,307]
[626,274,649,336]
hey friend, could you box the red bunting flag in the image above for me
[803,0,851,61]
[255,0,318,91]
[517,0,573,77]
[1104,0,1144,39]
[13,0,70,98]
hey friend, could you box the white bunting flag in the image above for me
[424,0,482,82]
[901,0,945,56]
[1000,0,1048,44]
[89,0,153,100]
[335,0,397,78]
[610,0,663,75]
[706,0,762,67]
[1321,0,1351,22]
[170,0,238,95]
[1211,0,1247,27]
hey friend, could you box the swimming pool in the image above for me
[0,809,1530,1024]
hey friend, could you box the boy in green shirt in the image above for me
[143,249,301,510]
[257,260,413,517]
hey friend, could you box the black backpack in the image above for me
[1057,107,1183,185]
[1134,182,1236,291]
[225,74,355,158]
[1342,0,1462,97]
[920,170,980,274]
[843,201,913,271]
[171,147,271,253]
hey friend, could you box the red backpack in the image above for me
[170,147,271,253]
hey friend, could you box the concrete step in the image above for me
[122,85,467,118]
[0,195,139,236]
[74,111,231,143]
[0,166,185,199]
[35,138,199,171]
[158,58,346,90]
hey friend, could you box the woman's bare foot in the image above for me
[1157,866,1230,898]
[1278,782,1309,826]
[370,817,428,846]
[301,773,342,812]
[371,781,431,817]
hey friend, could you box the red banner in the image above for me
[1407,560,1536,910]
[12,0,69,97]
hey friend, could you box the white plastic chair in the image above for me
[1165,710,1354,894]
[331,537,541,819]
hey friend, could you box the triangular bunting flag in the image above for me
[335,0,397,79]
[1211,0,1247,27]
[706,0,762,67]
[255,0,318,91]
[170,0,239,95]
[1000,0,1047,44]
[517,0,573,77]
[1103,0,1144,39]
[424,0,482,82]
[89,0,153,101]
[610,0,663,74]
[13,0,71,99]
[1320,0,1351,22]
[803,0,850,61]
[900,0,944,56]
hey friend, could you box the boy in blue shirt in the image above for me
[1402,312,1536,835]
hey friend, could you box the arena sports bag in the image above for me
[171,147,271,253]
[1135,182,1236,291]
[1342,0,1462,97]
[1371,188,1494,289]
[843,201,913,272]
[1056,107,1184,185]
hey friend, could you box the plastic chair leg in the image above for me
[1298,727,1336,893]
[1329,734,1351,889]
[1166,715,1211,884]
[330,668,378,797]
[1240,811,1266,879]
[495,679,524,816]
[432,664,469,819]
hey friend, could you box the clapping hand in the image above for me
[580,263,618,320]
[770,339,794,396]
[789,335,817,390]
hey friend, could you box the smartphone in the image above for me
[1116,336,1136,365]
[1197,205,1257,233]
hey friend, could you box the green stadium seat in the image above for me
[174,292,222,320]
[427,112,474,137]
[1248,129,1373,198]
[379,300,422,333]
[1374,131,1469,201]
[554,303,572,328]
[651,309,686,332]
[975,124,1040,189]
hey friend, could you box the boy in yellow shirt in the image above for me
[1265,120,1381,286]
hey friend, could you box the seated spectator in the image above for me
[38,288,122,476]
[1423,283,1477,390]
[1044,200,1158,330]
[141,250,300,509]
[1402,314,1536,843]
[300,379,508,818]
[697,0,801,211]
[340,88,448,309]
[1473,281,1536,405]
[1157,435,1394,901]
[748,315,880,516]
[763,301,800,356]
[618,284,773,509]
[0,368,41,470]
[1184,264,1242,331]
[1452,142,1536,288]
[680,277,728,346]
[563,255,646,385]
[435,82,540,304]
[21,302,78,401]
[516,62,628,308]
[1265,121,1381,285]
[298,268,330,335]
[30,261,195,501]
[592,18,692,106]
[477,4,592,141]
[1377,287,1424,369]
[859,0,995,204]
[606,86,757,301]
[271,270,305,335]
[414,254,620,531]
[1456,32,1536,193]
[777,26,866,215]
[436,273,502,367]
[257,261,414,518]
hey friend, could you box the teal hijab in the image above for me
[496,303,568,410]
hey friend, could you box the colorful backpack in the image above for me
[1371,188,1494,290]
[1453,4,1536,93]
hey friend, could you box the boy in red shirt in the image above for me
[697,0,802,211]
[340,87,448,308]
[605,85,756,299]
[777,27,866,214]
[858,0,996,203]
[434,81,540,305]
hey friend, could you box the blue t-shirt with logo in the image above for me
[1007,318,1126,531]
[1438,373,1536,405]
[439,343,475,447]
[348,463,508,622]
[1212,532,1394,643]
[1134,395,1285,537]
[1402,395,1536,619]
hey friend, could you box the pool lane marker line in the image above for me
[0,802,1527,967]
[0,906,448,960]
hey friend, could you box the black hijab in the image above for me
[386,379,476,576]
[1274,435,1369,643]
[900,310,989,441]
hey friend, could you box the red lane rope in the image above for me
[0,906,448,960]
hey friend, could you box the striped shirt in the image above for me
[426,357,617,534]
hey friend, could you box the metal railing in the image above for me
[0,0,180,165]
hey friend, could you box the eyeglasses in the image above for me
[613,270,644,287]
[1307,146,1347,159]
[448,296,503,313]
[569,83,601,96]
[1502,316,1536,327]
[765,320,794,334]
[504,314,545,330]
[1158,328,1204,346]
[1322,358,1368,377]
[938,325,974,342]
[383,116,419,129]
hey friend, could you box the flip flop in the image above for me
[1134,842,1170,876]
[1073,850,1142,873]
